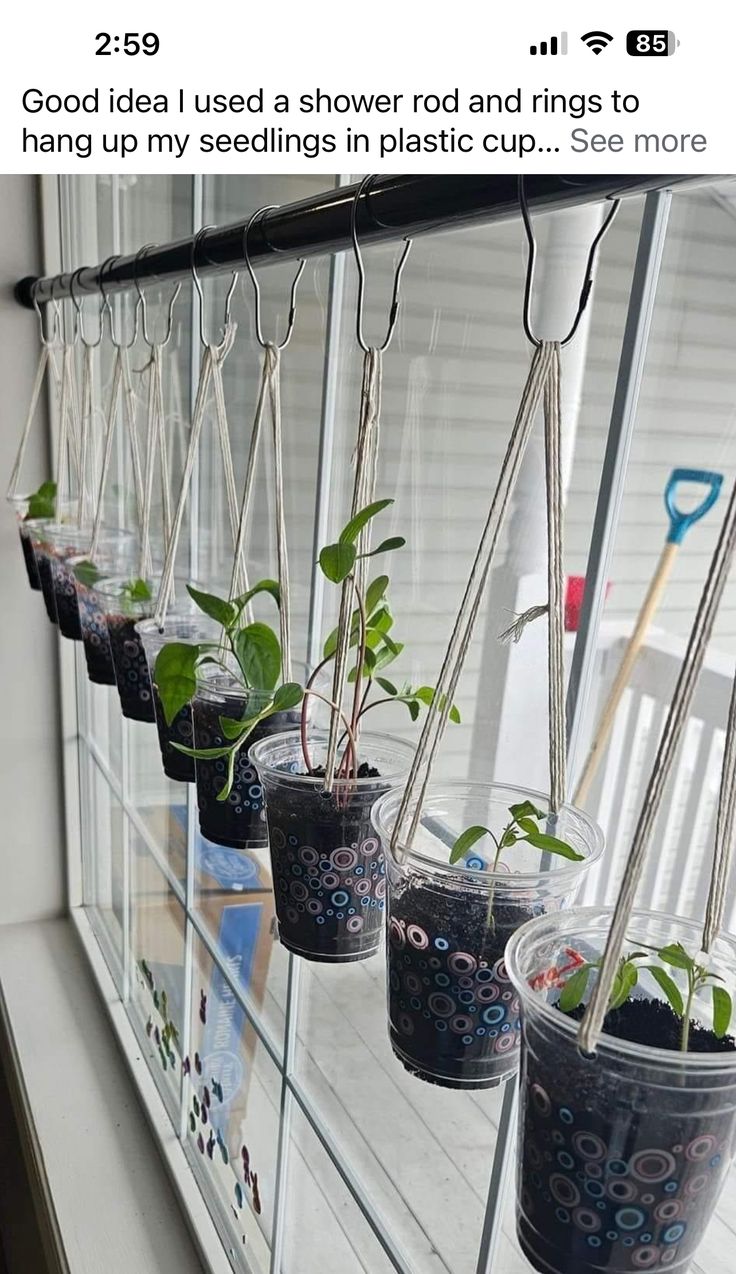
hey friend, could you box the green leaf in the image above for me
[367,607,394,634]
[713,986,732,1038]
[365,575,389,617]
[319,542,357,584]
[272,682,304,712]
[72,558,101,588]
[26,479,57,520]
[219,715,250,741]
[559,964,592,1013]
[372,640,404,672]
[646,966,684,1018]
[338,499,393,546]
[154,642,202,726]
[405,699,421,722]
[411,686,461,725]
[517,822,584,861]
[610,960,639,1011]
[121,578,153,602]
[375,677,398,696]
[358,536,406,559]
[449,825,492,866]
[172,743,232,760]
[186,585,236,629]
[657,943,693,971]
[233,623,281,692]
[509,800,545,822]
[232,579,280,614]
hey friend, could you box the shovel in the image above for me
[574,467,723,806]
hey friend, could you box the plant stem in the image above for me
[486,838,503,930]
[299,655,333,775]
[681,972,695,1052]
[302,689,358,791]
[350,579,368,738]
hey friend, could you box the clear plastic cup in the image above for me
[94,575,161,722]
[191,666,308,851]
[372,782,603,1089]
[250,729,415,963]
[7,493,41,590]
[137,612,218,783]
[25,518,60,622]
[506,906,736,1274]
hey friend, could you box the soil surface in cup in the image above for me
[388,883,533,1088]
[153,688,195,782]
[77,585,116,684]
[192,694,300,849]
[107,614,155,722]
[518,995,736,1274]
[19,529,41,590]
[265,765,389,963]
[52,559,83,640]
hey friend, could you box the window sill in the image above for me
[0,914,229,1274]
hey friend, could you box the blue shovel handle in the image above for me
[665,468,723,544]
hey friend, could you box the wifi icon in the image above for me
[581,30,614,54]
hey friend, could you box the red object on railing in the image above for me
[565,576,613,632]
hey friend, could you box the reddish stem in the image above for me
[299,654,334,775]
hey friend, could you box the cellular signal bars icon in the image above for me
[530,32,568,55]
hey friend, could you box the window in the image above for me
[52,174,736,1272]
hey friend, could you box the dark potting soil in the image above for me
[265,767,389,963]
[106,614,156,722]
[77,586,117,685]
[192,695,299,849]
[309,762,381,779]
[36,550,58,623]
[517,993,736,1274]
[19,529,41,590]
[562,995,736,1054]
[153,687,195,783]
[53,561,83,640]
[388,880,533,1088]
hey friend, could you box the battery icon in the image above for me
[626,30,678,56]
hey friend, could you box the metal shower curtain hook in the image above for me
[243,205,306,350]
[519,175,621,348]
[33,287,60,347]
[100,254,141,349]
[351,174,413,354]
[191,226,238,349]
[70,267,104,349]
[134,244,181,348]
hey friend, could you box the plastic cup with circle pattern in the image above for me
[372,782,602,1090]
[44,525,133,641]
[95,575,168,722]
[250,729,415,964]
[191,668,309,850]
[7,493,41,590]
[506,906,736,1274]
[24,506,79,624]
[71,552,137,687]
[137,612,219,783]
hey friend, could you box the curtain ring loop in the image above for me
[70,267,104,348]
[351,175,412,354]
[33,287,60,348]
[242,205,305,351]
[191,226,237,349]
[519,175,621,348]
[135,244,181,348]
[100,254,140,349]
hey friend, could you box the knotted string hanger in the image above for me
[6,291,62,500]
[390,182,620,857]
[579,477,736,1054]
[155,228,240,626]
[134,245,181,580]
[226,205,307,679]
[323,175,413,792]
[54,283,83,521]
[90,256,145,558]
[70,268,104,529]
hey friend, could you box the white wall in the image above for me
[0,175,64,922]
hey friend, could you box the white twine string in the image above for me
[120,346,145,539]
[390,341,557,856]
[266,343,292,681]
[545,344,566,812]
[323,347,382,792]
[90,349,124,559]
[579,476,736,1054]
[703,673,736,954]
[6,344,61,499]
[153,345,173,551]
[209,329,244,594]
[78,344,94,527]
[138,355,158,579]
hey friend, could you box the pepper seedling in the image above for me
[558,941,734,1050]
[449,802,581,927]
[301,497,459,778]
[25,479,57,520]
[154,579,303,803]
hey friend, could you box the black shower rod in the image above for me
[15,172,708,309]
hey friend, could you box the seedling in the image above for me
[559,941,734,1051]
[302,498,459,779]
[448,801,581,927]
[25,479,56,521]
[154,578,303,803]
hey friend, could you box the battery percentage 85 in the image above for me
[626,30,678,56]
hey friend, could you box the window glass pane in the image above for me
[81,740,126,987]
